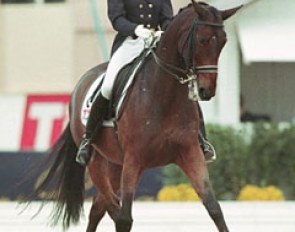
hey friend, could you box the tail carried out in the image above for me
[29,123,86,229]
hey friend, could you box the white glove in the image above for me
[134,25,152,39]
[154,30,164,38]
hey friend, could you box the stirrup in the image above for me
[76,138,91,166]
[203,139,216,163]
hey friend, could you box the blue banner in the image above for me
[0,152,163,200]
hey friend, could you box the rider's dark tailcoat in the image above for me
[108,0,173,54]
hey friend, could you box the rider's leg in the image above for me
[76,92,109,166]
[76,37,145,166]
[197,102,216,163]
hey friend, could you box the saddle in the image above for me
[112,49,151,119]
[80,48,152,126]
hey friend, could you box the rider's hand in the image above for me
[134,25,152,39]
[154,30,164,38]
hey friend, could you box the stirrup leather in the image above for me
[76,138,91,166]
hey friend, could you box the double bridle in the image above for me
[151,18,224,85]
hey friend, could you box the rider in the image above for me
[75,0,215,166]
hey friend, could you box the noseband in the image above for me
[151,18,224,85]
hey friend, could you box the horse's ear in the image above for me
[221,5,243,20]
[191,0,204,16]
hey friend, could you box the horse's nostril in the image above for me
[199,88,205,97]
[199,88,212,100]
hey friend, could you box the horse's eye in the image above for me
[199,37,208,45]
[198,36,216,46]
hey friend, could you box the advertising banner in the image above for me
[0,94,162,199]
[0,94,70,152]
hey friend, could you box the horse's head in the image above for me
[176,1,242,100]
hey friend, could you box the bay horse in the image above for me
[31,1,241,232]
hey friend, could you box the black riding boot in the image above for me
[197,103,216,163]
[76,93,109,166]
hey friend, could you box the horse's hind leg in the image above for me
[106,160,123,220]
[176,149,229,232]
[87,152,122,232]
[86,194,107,232]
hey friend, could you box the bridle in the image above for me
[151,18,224,85]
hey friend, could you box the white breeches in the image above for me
[101,37,147,100]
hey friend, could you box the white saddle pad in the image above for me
[80,58,145,127]
[80,74,113,127]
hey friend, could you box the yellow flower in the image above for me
[237,185,284,201]
[157,184,199,201]
[157,186,181,201]
[264,185,285,200]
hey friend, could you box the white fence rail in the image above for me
[1,202,295,232]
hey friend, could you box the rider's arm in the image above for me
[160,0,173,30]
[107,0,138,36]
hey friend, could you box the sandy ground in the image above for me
[1,201,295,232]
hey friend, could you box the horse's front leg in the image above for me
[115,156,143,232]
[176,147,229,232]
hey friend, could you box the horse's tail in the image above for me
[33,123,85,229]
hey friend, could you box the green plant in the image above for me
[161,164,189,186]
[246,123,295,199]
[206,124,248,199]
[160,123,295,200]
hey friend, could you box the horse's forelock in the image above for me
[177,2,220,20]
[163,2,223,52]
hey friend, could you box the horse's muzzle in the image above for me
[198,87,215,101]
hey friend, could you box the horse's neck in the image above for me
[141,34,190,114]
[140,59,196,125]
[156,30,181,67]
[150,29,185,96]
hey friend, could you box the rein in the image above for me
[151,19,224,85]
[151,49,194,84]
